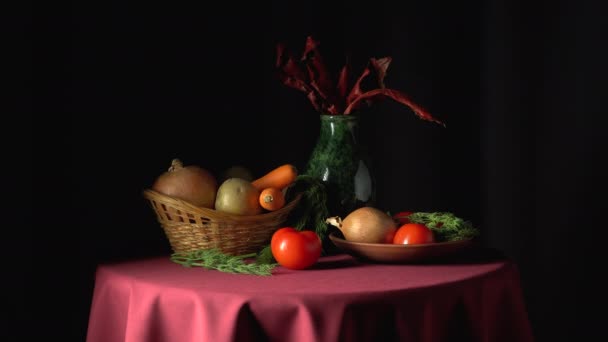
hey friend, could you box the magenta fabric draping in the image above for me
[86,254,534,342]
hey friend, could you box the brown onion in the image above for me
[152,159,218,208]
[326,207,397,243]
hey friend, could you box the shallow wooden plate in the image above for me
[329,232,475,263]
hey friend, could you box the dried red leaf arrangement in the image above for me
[276,36,445,126]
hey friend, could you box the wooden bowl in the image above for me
[329,232,475,263]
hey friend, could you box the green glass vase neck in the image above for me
[317,115,360,148]
[319,114,358,121]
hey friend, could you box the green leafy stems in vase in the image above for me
[275,36,445,251]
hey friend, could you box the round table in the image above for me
[86,252,534,342]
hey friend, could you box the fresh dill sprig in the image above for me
[407,212,480,242]
[171,249,277,276]
[286,175,330,238]
[255,245,275,265]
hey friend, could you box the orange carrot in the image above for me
[259,187,286,211]
[252,164,298,190]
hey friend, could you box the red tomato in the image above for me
[393,223,435,245]
[393,211,413,225]
[271,227,322,270]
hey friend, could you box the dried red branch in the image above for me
[302,37,335,102]
[328,65,349,113]
[346,67,371,109]
[276,44,309,92]
[337,64,350,99]
[275,36,445,126]
[370,57,392,88]
[306,91,322,112]
[344,88,445,126]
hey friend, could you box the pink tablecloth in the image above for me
[86,253,534,342]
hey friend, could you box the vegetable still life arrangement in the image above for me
[145,159,479,273]
[142,36,480,275]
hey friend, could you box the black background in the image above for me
[16,0,608,340]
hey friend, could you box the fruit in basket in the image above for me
[152,158,217,208]
[252,164,298,190]
[259,187,286,211]
[221,165,254,182]
[215,178,262,215]
[326,207,397,243]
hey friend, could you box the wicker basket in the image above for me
[143,189,301,255]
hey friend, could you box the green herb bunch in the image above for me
[407,212,480,242]
[171,249,277,276]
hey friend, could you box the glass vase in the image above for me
[304,114,376,219]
